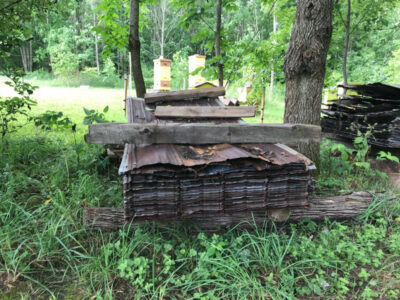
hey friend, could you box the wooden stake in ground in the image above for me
[124,74,128,116]
[260,87,265,123]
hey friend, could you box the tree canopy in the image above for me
[1,0,399,90]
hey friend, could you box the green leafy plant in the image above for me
[30,110,72,130]
[82,106,109,125]
[377,151,400,163]
[0,72,37,143]
[318,126,389,193]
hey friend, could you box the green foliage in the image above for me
[0,72,37,141]
[47,27,81,77]
[171,48,190,90]
[377,151,400,163]
[93,0,129,57]
[82,106,109,125]
[30,111,73,130]
[326,0,400,86]
[317,128,390,194]
[385,47,400,84]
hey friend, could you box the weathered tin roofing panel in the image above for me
[119,97,314,175]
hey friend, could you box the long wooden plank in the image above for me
[145,87,225,104]
[84,123,321,145]
[154,106,256,118]
[83,192,391,230]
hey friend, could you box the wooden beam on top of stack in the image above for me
[84,122,321,145]
[144,87,225,104]
[154,106,256,118]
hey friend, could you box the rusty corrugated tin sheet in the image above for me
[322,83,400,148]
[120,98,313,174]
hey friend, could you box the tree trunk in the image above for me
[342,0,351,86]
[160,0,166,58]
[215,0,223,87]
[129,0,146,98]
[283,0,333,163]
[270,11,277,102]
[93,13,100,73]
[20,40,32,73]
[91,0,100,74]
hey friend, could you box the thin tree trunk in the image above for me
[129,0,146,98]
[342,0,351,86]
[20,45,27,73]
[128,53,133,92]
[270,11,277,102]
[20,41,32,73]
[28,40,32,72]
[93,12,100,73]
[283,0,333,163]
[160,0,166,58]
[215,0,223,87]
[260,87,265,123]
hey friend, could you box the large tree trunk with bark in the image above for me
[129,0,146,98]
[215,0,223,87]
[283,0,333,163]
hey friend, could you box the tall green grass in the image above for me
[1,84,400,299]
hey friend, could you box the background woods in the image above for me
[1,0,399,91]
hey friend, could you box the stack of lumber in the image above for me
[85,87,320,227]
[119,88,315,224]
[322,83,400,148]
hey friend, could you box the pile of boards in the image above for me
[322,83,400,148]
[115,87,315,225]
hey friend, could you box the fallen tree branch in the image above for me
[83,191,394,230]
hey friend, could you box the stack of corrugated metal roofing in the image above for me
[119,95,314,224]
[322,83,400,148]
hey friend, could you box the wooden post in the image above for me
[124,74,128,116]
[260,87,265,123]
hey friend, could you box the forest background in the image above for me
[4,0,400,98]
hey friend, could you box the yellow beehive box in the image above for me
[154,57,171,91]
[193,81,217,89]
[188,54,206,88]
